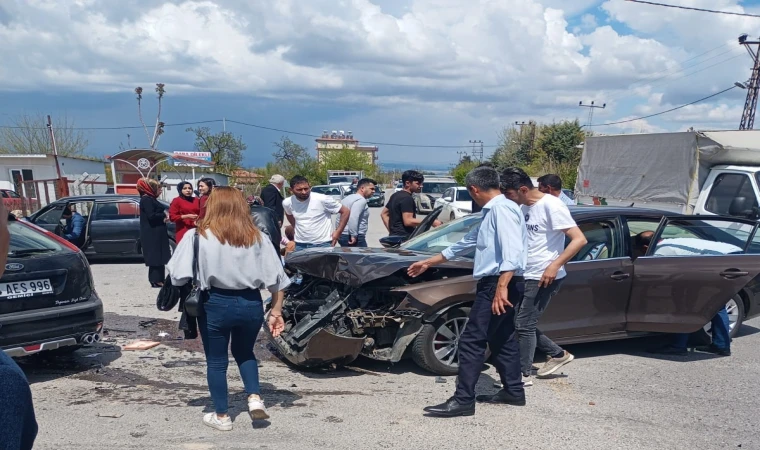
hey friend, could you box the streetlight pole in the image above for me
[579,101,606,128]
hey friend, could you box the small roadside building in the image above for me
[0,153,109,211]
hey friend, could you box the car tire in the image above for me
[412,306,470,376]
[700,294,745,340]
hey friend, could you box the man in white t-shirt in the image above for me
[501,167,588,386]
[283,175,351,251]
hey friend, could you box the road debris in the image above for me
[123,340,161,351]
[97,413,123,419]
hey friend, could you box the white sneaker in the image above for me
[522,375,533,387]
[248,395,270,420]
[203,413,232,431]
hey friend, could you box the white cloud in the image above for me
[0,0,751,141]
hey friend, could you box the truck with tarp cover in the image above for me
[574,130,760,219]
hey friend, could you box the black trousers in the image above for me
[148,266,165,284]
[454,275,524,403]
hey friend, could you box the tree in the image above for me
[0,113,89,156]
[534,120,584,164]
[450,160,478,185]
[186,127,245,174]
[320,146,377,177]
[269,137,325,184]
[490,125,532,170]
[134,84,166,149]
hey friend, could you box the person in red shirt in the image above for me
[197,177,216,220]
[169,181,200,243]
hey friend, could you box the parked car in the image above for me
[310,185,345,203]
[2,213,104,357]
[26,195,177,260]
[1,189,26,213]
[415,176,458,214]
[368,187,385,207]
[434,187,472,222]
[266,206,760,375]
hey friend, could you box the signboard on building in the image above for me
[173,151,212,161]
[172,151,213,167]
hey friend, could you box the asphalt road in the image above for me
[17,205,760,450]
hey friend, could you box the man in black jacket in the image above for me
[250,204,282,256]
[261,174,285,227]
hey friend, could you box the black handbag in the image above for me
[183,232,207,317]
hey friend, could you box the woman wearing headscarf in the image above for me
[137,178,171,287]
[197,177,216,220]
[169,181,200,243]
[167,187,290,432]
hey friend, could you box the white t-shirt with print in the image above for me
[283,193,343,244]
[521,194,577,280]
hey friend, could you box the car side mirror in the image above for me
[379,235,406,248]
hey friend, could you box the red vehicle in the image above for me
[0,189,26,213]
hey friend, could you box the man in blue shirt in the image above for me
[408,166,527,417]
[62,205,85,244]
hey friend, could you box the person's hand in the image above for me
[268,312,285,337]
[492,284,513,315]
[331,230,341,246]
[348,236,357,245]
[183,214,198,220]
[408,260,431,277]
[285,241,296,253]
[539,262,560,288]
[432,219,442,227]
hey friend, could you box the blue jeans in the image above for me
[338,235,367,248]
[198,288,264,415]
[515,279,565,376]
[294,241,331,251]
[672,307,730,350]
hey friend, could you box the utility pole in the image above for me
[579,101,606,128]
[468,140,483,161]
[456,150,468,162]
[47,114,65,197]
[515,121,536,157]
[739,34,760,130]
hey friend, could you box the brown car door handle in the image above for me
[610,272,630,281]
[719,269,749,278]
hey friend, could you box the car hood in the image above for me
[284,247,471,287]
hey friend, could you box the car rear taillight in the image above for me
[17,220,80,253]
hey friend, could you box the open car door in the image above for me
[626,216,760,333]
[379,206,443,248]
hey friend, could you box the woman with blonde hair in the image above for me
[137,177,171,287]
[167,186,289,432]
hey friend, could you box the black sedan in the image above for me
[367,187,385,207]
[26,195,177,260]
[2,213,104,356]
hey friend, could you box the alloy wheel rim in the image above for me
[703,298,739,334]
[433,317,468,367]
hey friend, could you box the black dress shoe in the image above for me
[695,344,731,356]
[476,390,526,406]
[423,397,475,417]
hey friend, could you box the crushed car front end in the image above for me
[263,248,474,371]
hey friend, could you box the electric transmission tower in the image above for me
[739,34,760,130]
[468,140,483,161]
[579,101,606,128]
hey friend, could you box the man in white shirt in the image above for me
[537,174,576,206]
[501,168,587,385]
[283,175,350,251]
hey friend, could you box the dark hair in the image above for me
[63,206,72,216]
[290,175,309,188]
[465,167,500,191]
[634,231,654,248]
[357,178,376,189]
[401,170,424,185]
[537,174,562,190]
[177,181,193,194]
[500,167,534,191]
[198,177,216,190]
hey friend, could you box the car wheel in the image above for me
[412,306,470,376]
[702,294,744,339]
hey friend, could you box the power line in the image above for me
[0,119,223,131]
[625,0,760,18]
[586,85,739,127]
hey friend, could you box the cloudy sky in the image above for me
[1,0,759,169]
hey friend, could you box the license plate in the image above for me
[0,279,53,299]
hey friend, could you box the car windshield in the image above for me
[402,213,482,257]
[422,182,457,195]
[7,221,64,255]
[456,189,472,202]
